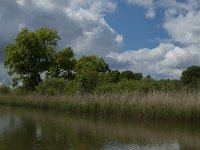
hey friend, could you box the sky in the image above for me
[1,0,200,84]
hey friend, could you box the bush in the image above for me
[95,79,184,94]
[12,86,31,96]
[64,80,80,95]
[0,85,11,95]
[155,79,183,92]
[36,78,68,96]
[96,79,157,94]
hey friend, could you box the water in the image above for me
[0,106,200,150]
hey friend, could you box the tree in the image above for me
[146,75,152,80]
[134,73,143,80]
[181,66,200,89]
[4,27,60,89]
[47,47,76,80]
[108,70,121,83]
[75,56,110,74]
[75,56,110,93]
[121,70,134,80]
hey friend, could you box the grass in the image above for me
[0,91,200,121]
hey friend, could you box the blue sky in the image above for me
[1,0,200,84]
[105,1,168,51]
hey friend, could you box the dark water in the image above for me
[0,106,200,150]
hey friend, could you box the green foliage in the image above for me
[36,78,68,96]
[48,47,76,80]
[121,71,143,81]
[181,66,200,89]
[121,70,134,80]
[96,79,184,94]
[75,56,110,93]
[4,27,60,89]
[96,79,156,94]
[0,85,11,95]
[12,86,32,96]
[134,73,143,80]
[145,75,152,80]
[108,70,121,83]
[79,71,101,93]
[36,78,80,96]
[64,80,80,95]
[155,79,183,91]
[75,56,110,74]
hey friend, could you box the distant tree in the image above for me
[75,56,110,74]
[181,66,200,89]
[134,73,143,80]
[146,75,152,80]
[47,47,76,80]
[109,70,121,83]
[75,56,110,93]
[121,70,134,80]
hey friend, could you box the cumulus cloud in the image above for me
[0,0,123,84]
[1,0,200,82]
[126,0,155,18]
[164,9,200,45]
[108,43,200,78]
[109,0,200,78]
[0,0,122,57]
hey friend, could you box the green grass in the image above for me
[0,91,200,121]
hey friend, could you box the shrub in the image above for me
[36,78,68,96]
[64,80,80,95]
[0,85,11,95]
[12,86,31,96]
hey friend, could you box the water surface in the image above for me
[0,106,200,150]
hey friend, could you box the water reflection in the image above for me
[0,106,200,150]
[103,142,180,150]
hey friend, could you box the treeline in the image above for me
[1,27,200,96]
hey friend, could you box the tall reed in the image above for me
[0,91,200,121]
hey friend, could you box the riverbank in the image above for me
[0,92,200,121]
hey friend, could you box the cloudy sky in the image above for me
[1,0,200,84]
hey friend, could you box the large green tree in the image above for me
[181,66,200,89]
[47,47,76,80]
[4,27,60,89]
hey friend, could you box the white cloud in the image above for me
[112,0,200,78]
[164,10,200,45]
[126,0,155,18]
[107,43,200,78]
[0,0,123,84]
[2,0,200,81]
[0,0,122,57]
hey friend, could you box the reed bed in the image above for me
[0,91,200,121]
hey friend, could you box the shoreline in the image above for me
[0,92,200,121]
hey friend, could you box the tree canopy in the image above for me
[4,27,76,89]
[75,56,110,74]
[181,66,200,89]
[75,56,110,93]
[47,47,76,80]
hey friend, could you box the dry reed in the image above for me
[0,91,200,121]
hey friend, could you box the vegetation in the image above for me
[1,91,200,121]
[2,27,200,121]
[181,66,200,89]
[47,47,76,80]
[0,85,11,95]
[4,27,75,90]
